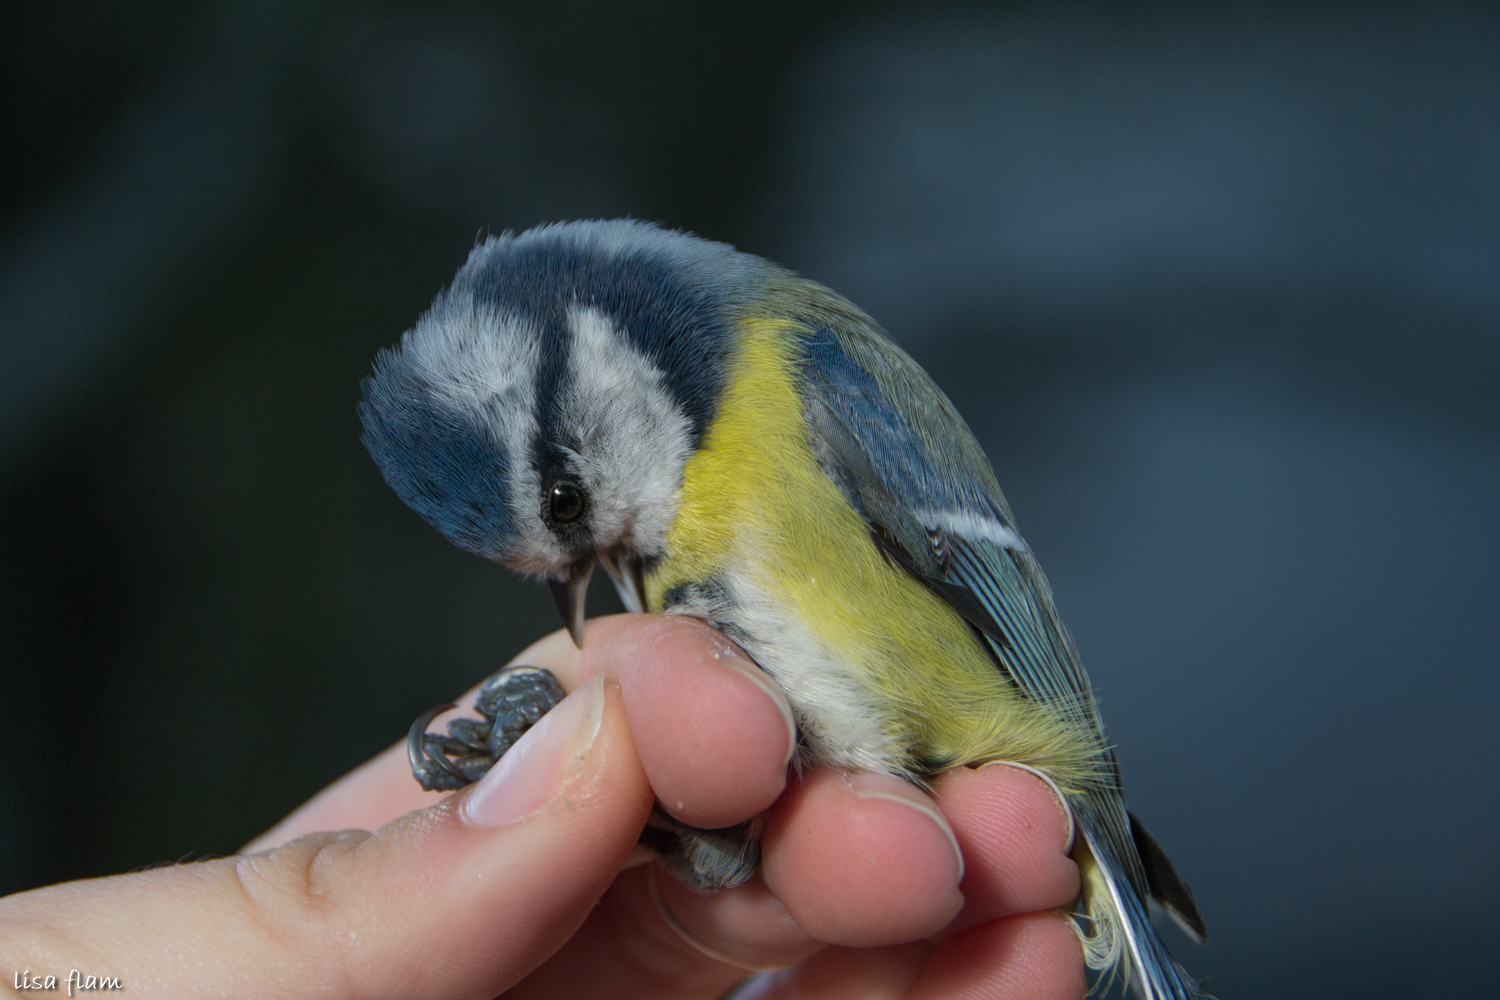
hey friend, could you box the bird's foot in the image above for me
[407,665,567,791]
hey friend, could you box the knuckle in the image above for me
[234,831,371,947]
[231,831,373,996]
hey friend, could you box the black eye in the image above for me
[548,480,586,524]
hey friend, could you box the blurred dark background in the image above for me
[2,1,1497,996]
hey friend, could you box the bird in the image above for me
[358,218,1209,999]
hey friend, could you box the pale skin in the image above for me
[0,615,1086,999]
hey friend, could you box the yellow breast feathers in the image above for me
[646,318,1099,787]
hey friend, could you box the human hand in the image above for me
[0,615,1084,998]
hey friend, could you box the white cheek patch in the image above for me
[402,294,562,572]
[563,306,693,556]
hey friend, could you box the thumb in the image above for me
[0,676,653,999]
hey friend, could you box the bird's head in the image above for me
[358,220,750,644]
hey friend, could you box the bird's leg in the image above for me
[407,665,567,791]
[640,809,763,892]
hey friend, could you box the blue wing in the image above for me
[792,319,1151,896]
[743,267,1209,995]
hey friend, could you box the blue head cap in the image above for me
[359,220,754,577]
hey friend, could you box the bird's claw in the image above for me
[407,665,568,792]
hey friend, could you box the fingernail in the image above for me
[848,772,965,884]
[460,674,606,827]
[980,761,1076,853]
[708,640,798,767]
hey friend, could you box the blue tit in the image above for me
[359,219,1209,999]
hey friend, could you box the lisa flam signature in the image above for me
[14,970,122,995]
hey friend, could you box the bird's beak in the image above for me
[549,558,594,648]
[597,549,647,615]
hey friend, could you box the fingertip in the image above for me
[847,773,965,884]
[977,761,1075,852]
[459,675,608,829]
[763,769,965,948]
[935,765,1081,933]
[590,614,794,828]
[334,677,653,993]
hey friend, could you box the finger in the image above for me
[761,769,966,948]
[671,763,1080,986]
[583,615,796,828]
[245,628,583,851]
[0,678,652,1000]
[906,911,1087,1000]
[506,616,823,993]
[934,763,1081,935]
[250,613,794,849]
